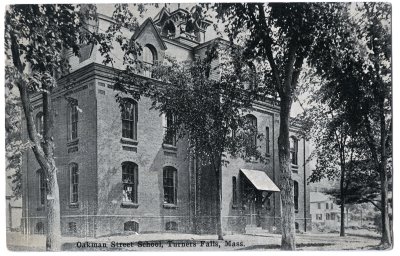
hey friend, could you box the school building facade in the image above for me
[21,6,311,237]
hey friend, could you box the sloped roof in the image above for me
[310,192,334,203]
[240,169,280,192]
[132,18,167,50]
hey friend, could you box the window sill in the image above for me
[121,202,139,208]
[163,203,178,209]
[162,144,177,151]
[67,139,79,147]
[121,138,139,146]
[291,164,299,172]
[69,203,79,209]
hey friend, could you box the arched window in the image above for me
[68,100,78,141]
[121,99,138,140]
[163,166,177,205]
[243,62,257,90]
[246,114,257,148]
[69,163,79,204]
[183,20,197,40]
[35,222,44,234]
[36,112,44,136]
[143,44,157,78]
[122,162,138,204]
[164,112,176,146]
[162,20,176,38]
[124,221,139,232]
[290,136,298,165]
[294,181,299,212]
[165,221,178,231]
[37,169,46,207]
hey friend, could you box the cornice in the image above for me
[162,37,195,51]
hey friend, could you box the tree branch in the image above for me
[363,116,380,168]
[9,20,48,173]
[257,3,281,91]
[282,41,298,97]
[365,198,382,211]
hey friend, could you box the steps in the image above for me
[245,225,265,235]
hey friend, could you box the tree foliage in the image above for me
[307,2,392,246]
[325,160,381,208]
[203,2,348,250]
[5,88,26,199]
[142,44,266,163]
[5,4,142,250]
[116,40,267,239]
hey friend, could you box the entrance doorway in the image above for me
[242,181,262,227]
[239,169,280,231]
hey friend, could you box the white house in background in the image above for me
[310,192,340,231]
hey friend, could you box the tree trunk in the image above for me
[278,95,295,250]
[11,30,62,251]
[46,160,62,251]
[195,155,201,233]
[17,80,62,251]
[215,159,224,240]
[340,166,345,237]
[43,85,62,251]
[379,103,391,247]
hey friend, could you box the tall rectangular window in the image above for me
[70,163,79,204]
[266,127,270,155]
[121,99,137,140]
[318,203,321,209]
[232,177,237,205]
[122,162,138,204]
[68,101,78,141]
[36,112,44,136]
[163,166,177,205]
[294,181,299,212]
[290,137,298,165]
[38,170,46,206]
[246,114,257,148]
[164,112,176,146]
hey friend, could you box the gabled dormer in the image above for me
[132,18,167,51]
[132,18,167,77]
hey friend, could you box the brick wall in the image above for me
[95,78,191,236]
[22,80,99,236]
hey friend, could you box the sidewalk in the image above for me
[6,230,382,251]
